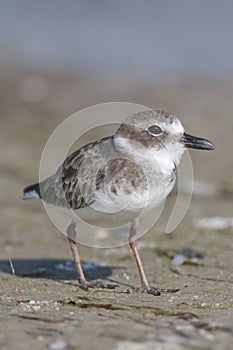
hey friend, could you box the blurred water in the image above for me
[1,0,233,80]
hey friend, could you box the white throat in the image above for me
[114,136,185,175]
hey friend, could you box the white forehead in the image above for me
[160,117,184,134]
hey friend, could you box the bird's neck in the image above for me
[114,135,185,174]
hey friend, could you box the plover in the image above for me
[23,110,215,295]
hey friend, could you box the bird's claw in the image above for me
[146,287,161,296]
[79,281,119,291]
[129,286,180,296]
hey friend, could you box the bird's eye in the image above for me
[148,125,163,135]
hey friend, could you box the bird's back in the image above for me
[23,136,116,209]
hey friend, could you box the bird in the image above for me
[23,110,216,296]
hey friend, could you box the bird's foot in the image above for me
[128,286,180,296]
[132,286,161,296]
[79,280,119,291]
[146,287,180,296]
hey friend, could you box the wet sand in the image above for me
[0,69,233,349]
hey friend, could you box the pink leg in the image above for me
[129,219,149,290]
[67,221,119,291]
[129,219,180,296]
[67,221,87,286]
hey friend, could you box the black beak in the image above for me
[181,133,216,150]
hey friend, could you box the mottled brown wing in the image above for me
[40,136,115,209]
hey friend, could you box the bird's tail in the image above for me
[22,183,41,200]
